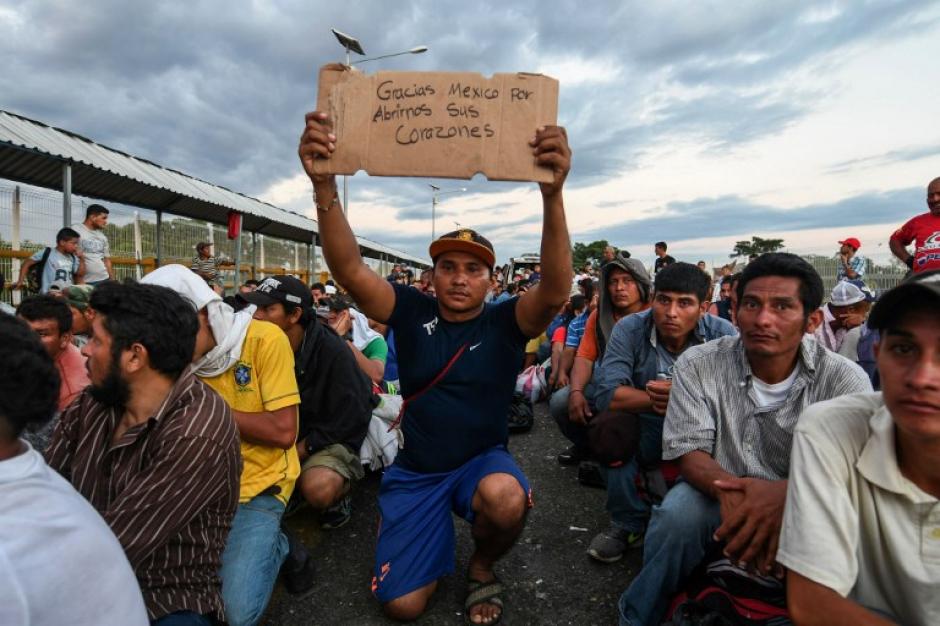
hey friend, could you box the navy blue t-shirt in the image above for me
[387,283,528,473]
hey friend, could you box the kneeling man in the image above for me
[299,109,573,624]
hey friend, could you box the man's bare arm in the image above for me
[516,126,573,337]
[678,450,736,498]
[232,405,298,450]
[608,384,655,413]
[299,112,395,323]
[787,571,895,626]
[888,237,912,266]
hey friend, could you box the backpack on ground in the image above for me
[507,392,534,433]
[25,247,51,294]
[665,545,791,626]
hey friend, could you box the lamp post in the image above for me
[330,29,428,216]
[429,184,467,241]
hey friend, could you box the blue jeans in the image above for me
[151,612,213,626]
[601,413,664,533]
[549,383,597,451]
[220,494,289,626]
[619,481,720,626]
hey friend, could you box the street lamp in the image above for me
[355,46,428,66]
[330,29,429,216]
[429,184,467,241]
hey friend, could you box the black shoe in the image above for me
[557,445,585,466]
[577,461,606,489]
[320,494,352,530]
[280,525,315,597]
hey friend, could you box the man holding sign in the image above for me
[299,111,572,625]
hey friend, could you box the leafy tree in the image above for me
[730,236,785,258]
[572,239,611,267]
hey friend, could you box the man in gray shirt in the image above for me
[72,204,112,285]
[618,253,872,626]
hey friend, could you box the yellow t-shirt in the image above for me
[525,332,547,354]
[201,319,301,504]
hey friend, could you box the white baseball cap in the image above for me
[830,281,865,306]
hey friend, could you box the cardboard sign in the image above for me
[313,64,559,183]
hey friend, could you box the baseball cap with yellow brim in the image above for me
[429,229,496,269]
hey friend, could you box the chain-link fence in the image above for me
[0,183,316,304]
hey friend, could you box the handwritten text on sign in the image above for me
[314,66,559,182]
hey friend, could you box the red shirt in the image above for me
[891,212,940,273]
[56,343,90,411]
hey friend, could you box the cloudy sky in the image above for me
[2,0,939,267]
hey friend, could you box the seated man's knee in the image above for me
[549,387,570,423]
[300,467,345,510]
[650,483,715,537]
[475,474,526,524]
[382,584,435,621]
[222,592,267,626]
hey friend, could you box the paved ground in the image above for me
[262,400,641,625]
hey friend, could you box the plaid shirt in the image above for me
[837,254,866,281]
[663,334,872,479]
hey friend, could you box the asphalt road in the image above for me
[263,400,641,625]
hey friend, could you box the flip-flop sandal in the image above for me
[465,577,504,625]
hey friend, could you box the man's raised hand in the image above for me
[531,125,571,198]
[299,112,338,186]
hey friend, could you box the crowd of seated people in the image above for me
[1,176,939,626]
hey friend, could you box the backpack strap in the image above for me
[387,342,469,432]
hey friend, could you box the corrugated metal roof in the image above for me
[0,109,427,265]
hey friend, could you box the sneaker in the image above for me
[280,526,315,596]
[556,444,585,466]
[586,527,644,563]
[320,494,352,530]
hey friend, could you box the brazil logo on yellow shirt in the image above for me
[234,361,252,388]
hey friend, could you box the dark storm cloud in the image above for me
[1,0,935,263]
[577,187,923,248]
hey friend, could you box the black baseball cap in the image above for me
[868,269,940,330]
[429,229,495,268]
[239,275,312,308]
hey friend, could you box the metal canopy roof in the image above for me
[0,109,427,265]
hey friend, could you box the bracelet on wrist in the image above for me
[570,389,584,395]
[314,188,341,212]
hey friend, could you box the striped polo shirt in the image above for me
[45,372,242,621]
[662,334,872,479]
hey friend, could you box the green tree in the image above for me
[730,236,785,258]
[572,239,610,267]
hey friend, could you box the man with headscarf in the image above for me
[142,265,305,626]
[550,253,652,465]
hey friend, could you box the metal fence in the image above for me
[0,184,317,304]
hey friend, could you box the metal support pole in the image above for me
[312,235,319,278]
[306,242,313,284]
[233,214,243,288]
[133,211,143,280]
[251,232,257,280]
[62,162,72,227]
[12,186,22,306]
[155,210,163,268]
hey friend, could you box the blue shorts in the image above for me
[371,445,531,603]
